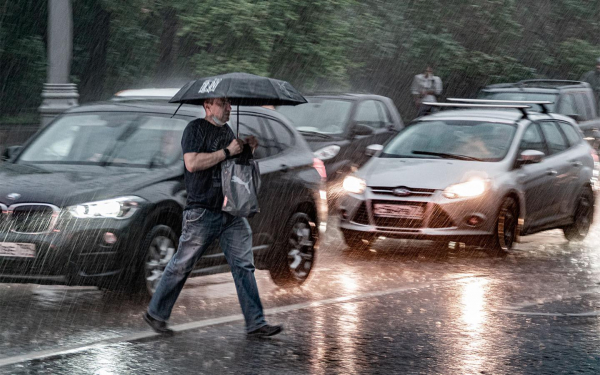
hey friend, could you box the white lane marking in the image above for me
[493,309,600,317]
[0,275,480,368]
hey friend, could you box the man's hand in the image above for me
[227,138,243,156]
[244,136,259,151]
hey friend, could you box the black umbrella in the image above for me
[169,72,307,136]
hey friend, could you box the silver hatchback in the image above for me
[338,104,597,252]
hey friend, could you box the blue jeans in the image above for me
[147,208,267,332]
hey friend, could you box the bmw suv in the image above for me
[0,101,327,295]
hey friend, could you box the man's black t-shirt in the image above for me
[181,118,234,211]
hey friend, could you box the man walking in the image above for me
[411,64,443,117]
[580,57,600,112]
[144,97,282,338]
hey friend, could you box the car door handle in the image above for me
[571,161,583,167]
[547,169,558,176]
[280,164,290,173]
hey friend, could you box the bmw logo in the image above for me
[393,188,411,197]
[7,193,20,200]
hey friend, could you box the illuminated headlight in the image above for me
[443,179,488,199]
[343,176,366,194]
[67,196,146,219]
[313,145,340,160]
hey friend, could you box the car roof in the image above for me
[418,108,553,124]
[62,101,292,123]
[483,79,591,93]
[111,88,180,101]
[305,93,391,101]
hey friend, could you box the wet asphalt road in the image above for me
[2,213,600,374]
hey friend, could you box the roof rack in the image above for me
[422,101,531,118]
[517,79,584,87]
[447,98,553,114]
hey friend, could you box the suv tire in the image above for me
[135,224,178,297]
[563,187,594,242]
[269,212,316,287]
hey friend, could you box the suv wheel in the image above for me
[563,187,594,242]
[269,212,316,287]
[489,197,518,253]
[139,225,178,296]
[342,230,373,252]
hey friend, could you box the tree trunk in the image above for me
[156,7,178,83]
[79,7,110,102]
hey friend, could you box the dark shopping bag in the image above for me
[221,146,261,217]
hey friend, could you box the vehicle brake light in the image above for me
[313,158,327,181]
[591,149,599,163]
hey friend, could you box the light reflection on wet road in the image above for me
[2,215,600,374]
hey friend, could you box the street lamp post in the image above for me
[38,0,79,127]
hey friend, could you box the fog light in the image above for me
[341,209,348,220]
[103,232,117,244]
[466,215,483,227]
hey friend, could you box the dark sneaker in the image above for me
[247,324,283,338]
[143,312,174,335]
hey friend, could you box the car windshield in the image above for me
[479,92,557,112]
[382,120,516,162]
[276,98,352,135]
[18,113,187,167]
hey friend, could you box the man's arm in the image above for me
[433,76,443,96]
[184,138,242,173]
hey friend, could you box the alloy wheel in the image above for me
[145,235,176,294]
[286,221,314,281]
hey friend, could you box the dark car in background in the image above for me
[479,80,600,149]
[0,102,327,296]
[276,94,404,189]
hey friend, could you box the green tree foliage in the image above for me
[2,0,600,121]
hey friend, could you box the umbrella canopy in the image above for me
[169,72,307,106]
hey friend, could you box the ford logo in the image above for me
[393,188,411,197]
[7,193,21,200]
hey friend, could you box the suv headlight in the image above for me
[314,145,340,160]
[67,196,146,219]
[343,176,366,194]
[443,178,488,199]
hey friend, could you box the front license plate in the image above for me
[0,242,36,258]
[373,204,424,219]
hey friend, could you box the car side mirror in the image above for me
[365,144,383,157]
[517,149,544,166]
[567,114,582,122]
[351,123,374,137]
[2,145,21,161]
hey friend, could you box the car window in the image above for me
[276,99,352,135]
[573,93,591,121]
[519,124,546,155]
[559,94,578,117]
[231,115,269,160]
[375,101,392,124]
[18,113,188,166]
[558,121,582,146]
[381,120,516,162]
[355,100,384,129]
[478,92,557,112]
[265,118,294,151]
[539,121,568,154]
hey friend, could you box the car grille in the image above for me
[428,205,455,228]
[370,186,436,197]
[350,202,370,225]
[0,203,60,234]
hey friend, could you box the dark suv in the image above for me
[0,102,327,296]
[479,80,600,149]
[276,94,404,182]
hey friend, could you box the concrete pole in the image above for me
[38,0,79,127]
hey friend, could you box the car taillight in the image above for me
[313,158,327,181]
[591,149,599,163]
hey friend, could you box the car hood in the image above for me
[0,163,181,207]
[360,158,504,190]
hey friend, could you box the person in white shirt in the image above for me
[411,65,443,117]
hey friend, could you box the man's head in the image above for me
[203,97,231,126]
[425,65,434,77]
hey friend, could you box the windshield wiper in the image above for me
[298,130,332,139]
[412,150,483,161]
